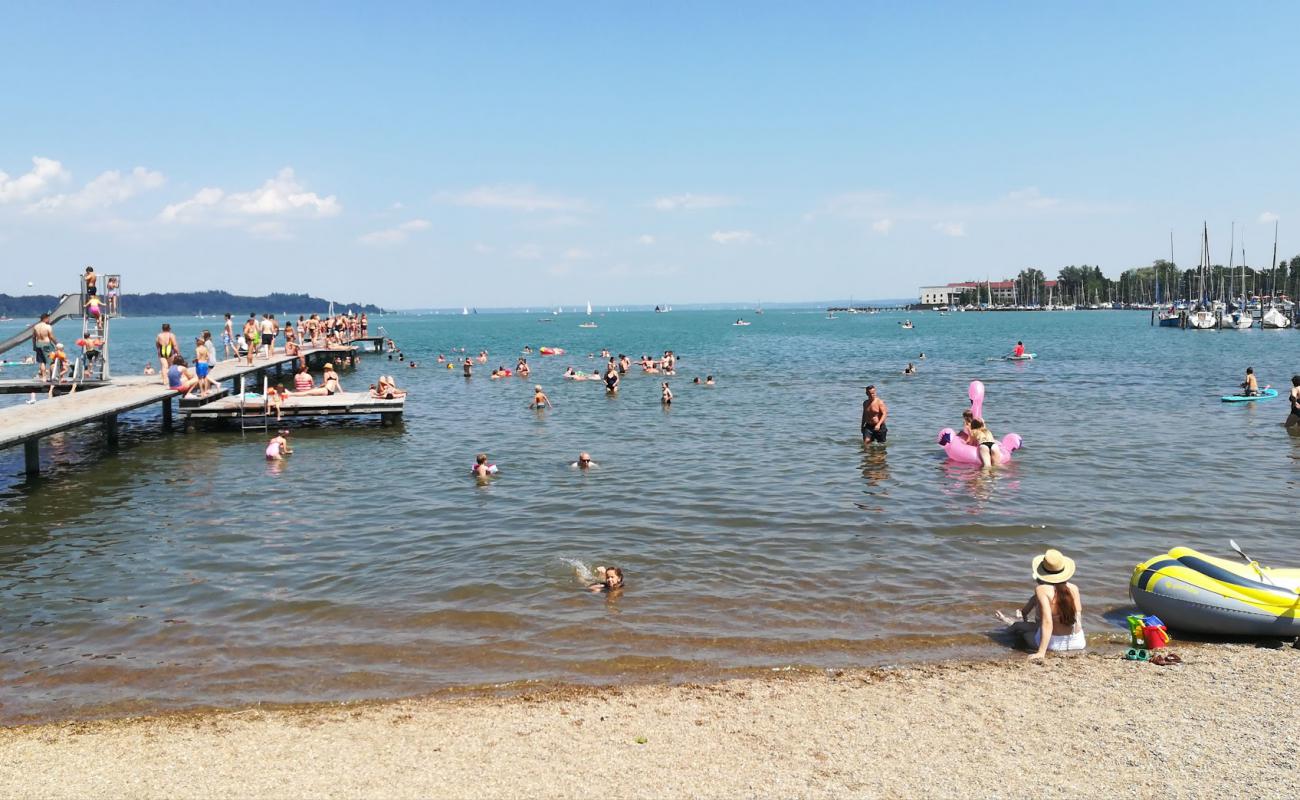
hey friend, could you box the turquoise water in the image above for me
[2,309,1299,723]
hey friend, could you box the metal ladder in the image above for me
[238,375,271,433]
[75,304,110,382]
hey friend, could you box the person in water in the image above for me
[1241,366,1260,397]
[603,364,619,393]
[861,385,887,444]
[970,418,1000,467]
[903,362,916,375]
[1289,376,1300,427]
[995,548,1085,660]
[462,357,473,378]
[705,375,714,385]
[1013,341,1025,358]
[471,453,497,478]
[531,385,552,410]
[956,409,975,444]
[265,429,293,460]
[661,381,673,405]
[588,566,624,593]
[571,452,596,469]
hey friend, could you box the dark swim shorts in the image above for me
[861,423,888,443]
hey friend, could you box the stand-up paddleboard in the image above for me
[987,353,1036,362]
[1221,388,1278,403]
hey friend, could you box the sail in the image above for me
[586,301,592,315]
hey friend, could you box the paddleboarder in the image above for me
[1013,341,1025,358]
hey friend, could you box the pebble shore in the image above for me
[3,644,1297,799]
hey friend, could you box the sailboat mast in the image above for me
[1270,220,1279,300]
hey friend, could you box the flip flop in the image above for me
[1161,653,1182,664]
[1124,648,1150,662]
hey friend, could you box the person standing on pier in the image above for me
[242,316,258,366]
[260,314,277,359]
[156,324,179,384]
[222,313,236,360]
[32,312,58,382]
[861,384,888,445]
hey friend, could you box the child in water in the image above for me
[265,430,292,460]
[588,566,624,593]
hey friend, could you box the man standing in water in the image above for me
[861,384,888,445]
[32,312,58,382]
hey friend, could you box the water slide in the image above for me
[0,294,83,357]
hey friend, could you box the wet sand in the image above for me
[3,644,1296,799]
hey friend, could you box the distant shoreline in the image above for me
[0,291,382,319]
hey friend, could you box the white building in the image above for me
[918,285,966,306]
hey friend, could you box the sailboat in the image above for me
[1228,226,1253,329]
[462,306,469,316]
[579,300,598,328]
[1262,221,1289,329]
[1186,225,1217,329]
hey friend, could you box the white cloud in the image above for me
[358,219,431,246]
[563,247,592,260]
[512,243,543,260]
[438,184,587,213]
[0,157,70,204]
[31,167,165,212]
[636,234,656,245]
[158,168,340,235]
[473,243,496,254]
[652,193,736,211]
[711,229,754,245]
[1004,187,1060,209]
[933,221,966,237]
[1259,211,1279,224]
[871,218,894,234]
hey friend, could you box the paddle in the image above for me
[1229,539,1275,585]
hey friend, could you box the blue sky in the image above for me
[3,2,1298,308]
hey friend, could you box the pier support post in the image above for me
[104,414,119,447]
[24,439,39,477]
[161,397,173,430]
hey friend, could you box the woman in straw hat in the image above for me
[994,548,1085,660]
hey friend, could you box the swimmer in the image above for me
[705,375,715,385]
[918,353,926,360]
[571,451,597,469]
[463,357,473,377]
[471,453,497,478]
[903,362,916,375]
[143,363,156,375]
[692,377,700,385]
[603,364,619,393]
[661,381,673,405]
[265,429,292,461]
[861,385,888,445]
[1289,376,1300,427]
[588,566,624,593]
[530,385,552,410]
[409,361,418,368]
[563,367,577,379]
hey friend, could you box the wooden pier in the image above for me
[0,344,367,477]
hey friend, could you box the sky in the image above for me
[2,2,1299,309]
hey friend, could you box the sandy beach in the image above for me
[3,643,1297,799]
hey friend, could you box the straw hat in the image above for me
[324,362,336,371]
[1032,549,1075,583]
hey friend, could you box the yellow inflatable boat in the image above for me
[1131,547,1300,636]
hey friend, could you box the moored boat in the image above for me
[1131,546,1300,636]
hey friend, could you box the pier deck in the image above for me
[0,344,364,476]
[184,391,403,422]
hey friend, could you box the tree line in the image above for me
[954,255,1300,306]
[0,290,384,319]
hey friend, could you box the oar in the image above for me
[1229,539,1275,585]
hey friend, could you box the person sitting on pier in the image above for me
[292,362,314,392]
[292,363,341,396]
[370,375,406,399]
[167,355,200,396]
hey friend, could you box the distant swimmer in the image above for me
[471,453,498,478]
[265,429,293,461]
[903,362,916,375]
[661,381,673,405]
[918,353,926,360]
[1013,341,1025,358]
[588,566,624,593]
[1288,376,1300,426]
[861,385,888,445]
[692,377,701,385]
[530,385,552,410]
[705,375,714,385]
[463,357,473,378]
[571,452,597,469]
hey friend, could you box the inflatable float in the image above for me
[539,347,564,356]
[937,380,1023,465]
[1131,546,1300,636]
[1221,388,1278,403]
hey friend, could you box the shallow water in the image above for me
[2,309,1298,723]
